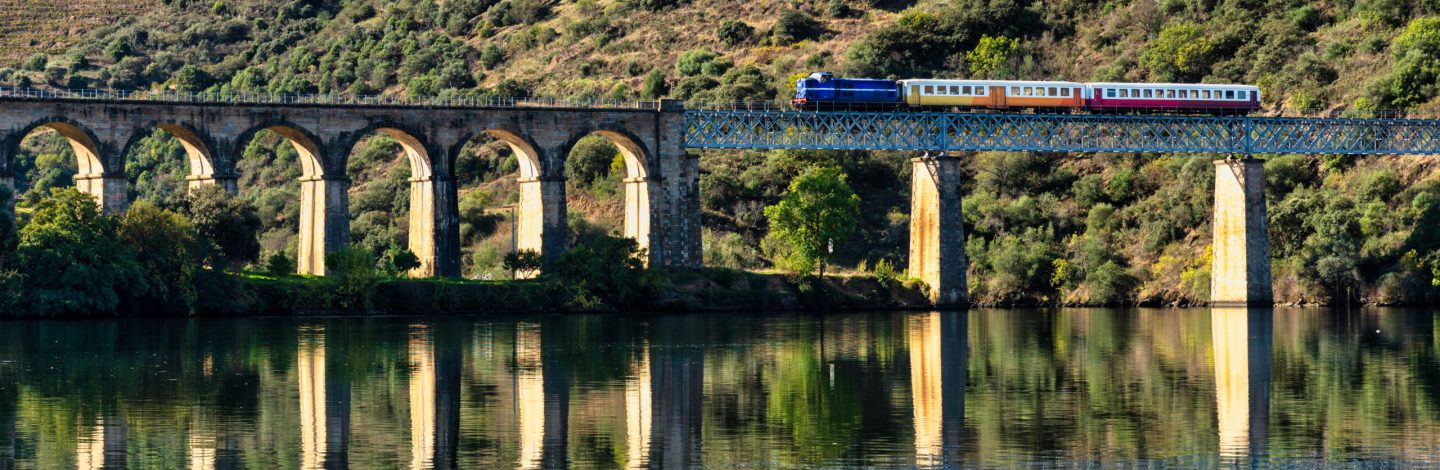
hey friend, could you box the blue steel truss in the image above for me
[683,110,1440,155]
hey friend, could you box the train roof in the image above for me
[1088,82,1258,90]
[898,79,1086,87]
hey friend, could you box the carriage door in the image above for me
[991,85,1005,109]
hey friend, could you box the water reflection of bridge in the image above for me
[33,309,1297,467]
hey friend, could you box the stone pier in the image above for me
[74,173,128,214]
[1211,159,1272,306]
[298,176,350,276]
[908,154,967,306]
[517,177,569,272]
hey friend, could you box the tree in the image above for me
[641,69,669,99]
[1384,16,1440,108]
[504,249,544,278]
[549,236,650,307]
[180,184,262,270]
[119,201,210,314]
[14,188,145,316]
[567,135,620,187]
[763,167,860,277]
[171,64,213,92]
[965,35,1020,78]
[380,245,421,276]
[1139,22,1214,82]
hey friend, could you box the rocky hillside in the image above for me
[6,0,1440,305]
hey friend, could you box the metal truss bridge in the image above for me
[683,110,1440,155]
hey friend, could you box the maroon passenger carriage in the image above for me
[1087,82,1261,114]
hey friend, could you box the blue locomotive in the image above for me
[792,72,901,108]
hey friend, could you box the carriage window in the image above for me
[1061,88,1071,97]
[1048,87,1058,96]
[924,86,934,94]
[1201,90,1211,99]
[1123,89,1133,98]
[1010,86,1020,95]
[978,87,986,96]
[1141,89,1151,98]
[962,86,972,95]
[1189,90,1199,99]
[948,86,958,94]
[1225,90,1235,100]
[1165,90,1175,98]
[1105,89,1115,98]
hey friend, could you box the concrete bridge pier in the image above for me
[908,154,967,306]
[1211,159,1273,306]
[298,176,350,276]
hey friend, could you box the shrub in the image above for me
[873,258,898,287]
[1140,22,1214,82]
[717,20,754,46]
[675,49,720,77]
[325,246,379,310]
[772,10,822,45]
[267,252,295,276]
[22,54,46,72]
[641,69,669,99]
[549,236,651,307]
[479,43,505,70]
[503,249,544,278]
[380,246,421,276]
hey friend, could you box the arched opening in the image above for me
[5,121,112,213]
[450,130,544,279]
[234,125,331,275]
[344,127,436,277]
[563,130,651,256]
[120,124,223,208]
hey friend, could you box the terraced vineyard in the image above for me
[0,0,155,66]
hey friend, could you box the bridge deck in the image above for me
[683,110,1440,155]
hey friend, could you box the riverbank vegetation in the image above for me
[4,1,1440,307]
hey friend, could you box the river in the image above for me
[0,308,1436,468]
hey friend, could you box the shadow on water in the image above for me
[0,308,1437,467]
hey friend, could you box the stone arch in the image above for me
[118,122,233,193]
[560,128,656,258]
[446,128,558,277]
[6,118,122,212]
[341,124,443,277]
[234,122,341,276]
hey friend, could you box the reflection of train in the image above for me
[792,72,1261,114]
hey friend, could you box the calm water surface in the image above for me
[1,308,1438,468]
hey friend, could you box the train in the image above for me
[792,72,1261,114]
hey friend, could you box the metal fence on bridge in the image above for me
[683,110,1440,155]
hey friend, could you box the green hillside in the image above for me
[5,0,1440,305]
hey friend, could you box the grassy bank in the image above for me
[231,269,933,316]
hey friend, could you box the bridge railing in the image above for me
[0,86,680,110]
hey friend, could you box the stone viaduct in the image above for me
[0,98,701,276]
[0,96,1283,307]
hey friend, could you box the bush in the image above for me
[548,236,652,307]
[873,258,898,287]
[22,54,46,72]
[267,252,295,276]
[1140,22,1214,82]
[325,246,379,310]
[717,20,754,46]
[772,10,822,45]
[380,246,421,276]
[641,69,669,99]
[503,249,544,278]
[675,49,722,77]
